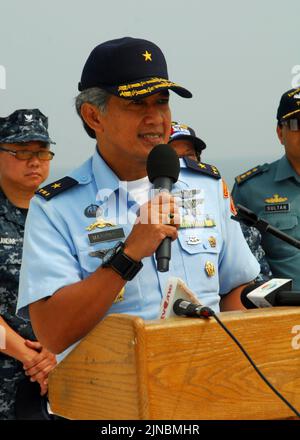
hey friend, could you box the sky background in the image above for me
[0,0,299,189]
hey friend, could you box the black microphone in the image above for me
[173,299,215,318]
[146,144,180,272]
[240,278,294,309]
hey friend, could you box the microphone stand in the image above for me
[232,204,300,250]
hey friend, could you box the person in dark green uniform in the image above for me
[0,109,57,419]
[232,87,300,289]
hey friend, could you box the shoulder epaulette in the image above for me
[183,157,221,179]
[235,164,269,185]
[36,176,78,201]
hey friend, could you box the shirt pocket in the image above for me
[77,241,145,313]
[77,241,117,277]
[177,230,220,292]
[260,212,299,259]
[73,226,146,313]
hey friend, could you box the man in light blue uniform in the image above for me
[232,88,300,289]
[17,37,259,360]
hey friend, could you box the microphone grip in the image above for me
[153,177,173,192]
[156,237,171,272]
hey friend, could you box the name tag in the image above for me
[0,237,17,245]
[88,227,125,244]
[265,203,290,212]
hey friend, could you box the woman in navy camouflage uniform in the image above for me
[0,109,57,419]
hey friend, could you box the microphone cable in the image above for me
[173,299,300,418]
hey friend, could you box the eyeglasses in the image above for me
[281,118,300,132]
[0,147,55,161]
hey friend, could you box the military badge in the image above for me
[186,236,202,245]
[84,204,102,218]
[265,194,288,203]
[264,194,290,212]
[205,261,216,277]
[86,219,116,231]
[114,287,125,303]
[208,236,217,248]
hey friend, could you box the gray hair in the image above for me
[75,87,111,138]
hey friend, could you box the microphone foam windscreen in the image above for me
[146,144,180,183]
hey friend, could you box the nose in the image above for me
[27,153,41,167]
[143,104,164,126]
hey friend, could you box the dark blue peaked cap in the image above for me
[78,37,192,99]
[277,87,300,121]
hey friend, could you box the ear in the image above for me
[276,124,284,146]
[80,103,104,134]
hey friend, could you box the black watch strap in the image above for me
[109,248,143,281]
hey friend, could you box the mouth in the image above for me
[138,133,164,146]
[25,172,42,178]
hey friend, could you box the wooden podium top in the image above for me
[48,307,300,420]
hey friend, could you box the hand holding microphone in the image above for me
[147,144,180,272]
[124,191,180,261]
[124,145,180,269]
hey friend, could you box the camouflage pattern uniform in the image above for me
[0,189,35,420]
[240,223,272,282]
[0,109,55,145]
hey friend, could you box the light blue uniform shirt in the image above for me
[17,151,259,360]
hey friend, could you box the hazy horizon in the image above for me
[1,0,299,191]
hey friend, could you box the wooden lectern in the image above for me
[48,308,300,420]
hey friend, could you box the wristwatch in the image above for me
[102,241,143,281]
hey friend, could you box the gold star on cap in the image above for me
[142,50,152,62]
[51,183,61,189]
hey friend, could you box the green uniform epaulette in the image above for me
[36,176,78,200]
[183,157,221,179]
[235,164,269,185]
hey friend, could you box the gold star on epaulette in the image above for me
[36,176,78,201]
[142,50,152,61]
[210,166,219,175]
[183,157,221,179]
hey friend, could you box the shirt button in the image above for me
[81,175,88,182]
